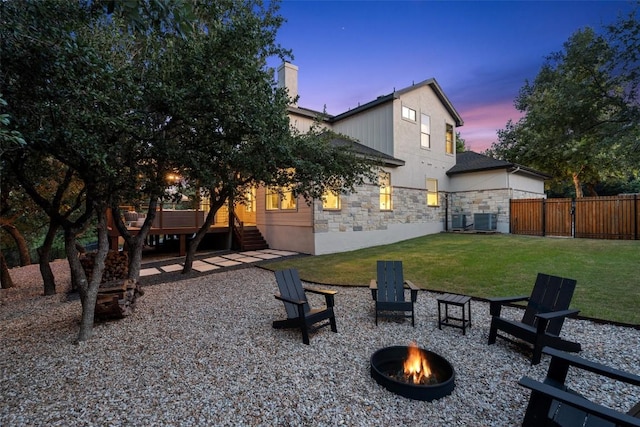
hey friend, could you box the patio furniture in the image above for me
[519,347,640,426]
[370,260,419,326]
[437,293,472,335]
[487,273,581,365]
[272,269,337,344]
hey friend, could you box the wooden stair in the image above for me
[238,226,268,251]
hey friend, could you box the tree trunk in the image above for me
[66,206,109,342]
[183,205,220,274]
[572,173,584,198]
[1,223,31,266]
[182,195,227,274]
[37,221,59,296]
[0,251,14,289]
[111,199,158,281]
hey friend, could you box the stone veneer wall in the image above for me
[313,186,545,236]
[313,183,444,233]
[448,189,545,232]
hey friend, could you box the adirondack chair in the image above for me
[519,347,640,427]
[487,273,581,365]
[369,260,419,326]
[272,269,337,345]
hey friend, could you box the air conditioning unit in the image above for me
[474,213,497,231]
[451,214,466,230]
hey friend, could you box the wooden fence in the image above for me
[510,195,640,240]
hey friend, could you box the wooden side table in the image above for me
[437,293,472,335]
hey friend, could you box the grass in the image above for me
[263,233,640,325]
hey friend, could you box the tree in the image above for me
[0,94,25,288]
[1,0,144,340]
[455,132,467,153]
[2,0,380,341]
[488,22,640,197]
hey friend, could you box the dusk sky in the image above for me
[267,0,637,152]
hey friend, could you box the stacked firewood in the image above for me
[80,251,128,283]
[95,278,143,320]
[80,250,143,320]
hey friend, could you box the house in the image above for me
[446,151,550,233]
[244,63,547,255]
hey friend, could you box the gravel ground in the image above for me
[1,261,639,426]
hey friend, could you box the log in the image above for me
[80,250,129,284]
[94,278,142,320]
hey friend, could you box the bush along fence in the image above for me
[510,194,640,240]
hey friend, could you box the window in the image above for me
[427,178,438,206]
[280,187,297,210]
[266,187,279,210]
[244,188,256,212]
[379,171,392,210]
[322,191,341,210]
[266,186,297,210]
[446,124,454,154]
[421,114,431,148]
[402,105,416,121]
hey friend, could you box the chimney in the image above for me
[277,62,298,107]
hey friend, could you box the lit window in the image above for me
[421,114,431,148]
[266,186,297,211]
[402,105,416,121]
[427,178,438,206]
[245,188,256,212]
[379,171,392,210]
[281,187,297,210]
[446,124,454,154]
[322,191,341,210]
[266,187,279,210]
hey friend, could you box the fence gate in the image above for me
[575,195,639,239]
[510,198,544,236]
[510,195,639,240]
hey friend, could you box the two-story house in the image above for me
[245,63,547,255]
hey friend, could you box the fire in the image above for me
[403,342,432,384]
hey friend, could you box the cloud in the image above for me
[458,102,524,152]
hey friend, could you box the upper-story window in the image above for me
[379,171,392,211]
[426,178,439,206]
[421,114,431,149]
[446,124,454,154]
[322,190,341,210]
[402,105,416,121]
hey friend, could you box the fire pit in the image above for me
[370,343,455,401]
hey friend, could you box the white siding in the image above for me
[288,111,328,134]
[332,103,394,155]
[392,87,457,190]
[448,170,545,194]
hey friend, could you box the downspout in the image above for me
[507,166,521,198]
[444,193,449,232]
[507,167,521,233]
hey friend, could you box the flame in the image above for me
[403,342,432,384]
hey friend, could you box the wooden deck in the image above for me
[108,225,229,256]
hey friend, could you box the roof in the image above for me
[330,78,464,127]
[287,78,464,127]
[447,151,551,180]
[287,105,330,121]
[329,136,405,167]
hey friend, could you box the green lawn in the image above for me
[263,233,640,325]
